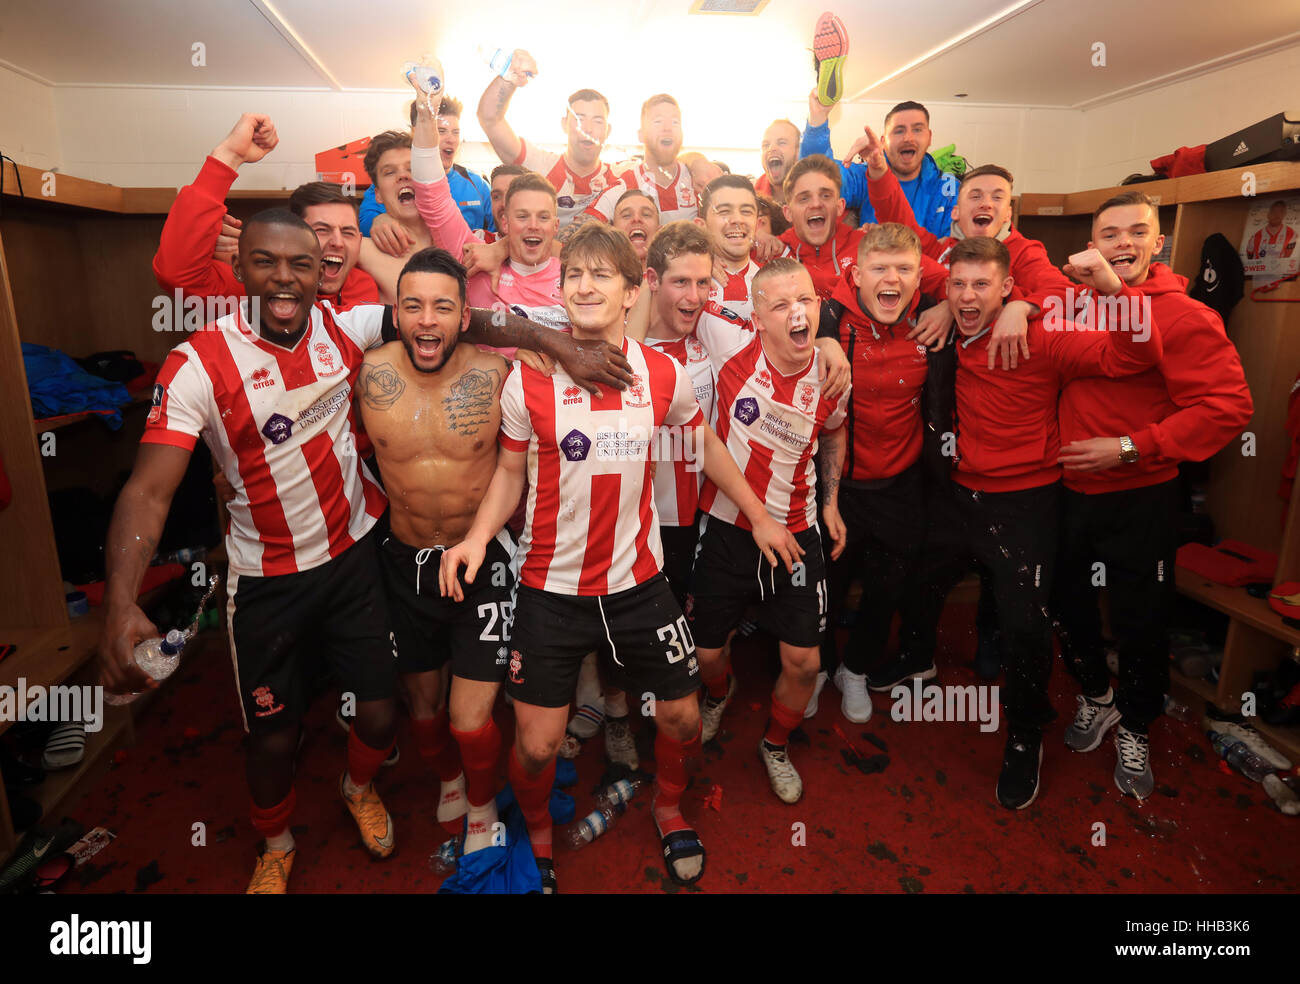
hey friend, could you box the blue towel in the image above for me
[23,343,130,429]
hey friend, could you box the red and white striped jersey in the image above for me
[696,303,848,533]
[499,337,705,596]
[589,161,699,224]
[142,301,388,577]
[513,139,620,228]
[1248,224,1297,259]
[708,258,759,320]
[646,331,716,527]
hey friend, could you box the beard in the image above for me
[400,329,457,374]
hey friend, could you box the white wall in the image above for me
[0,63,62,172]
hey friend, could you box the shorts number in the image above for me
[478,601,514,642]
[657,615,696,664]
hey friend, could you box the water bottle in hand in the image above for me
[105,629,185,706]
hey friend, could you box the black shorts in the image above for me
[660,516,702,609]
[507,576,700,708]
[688,515,828,649]
[377,520,516,682]
[227,526,397,734]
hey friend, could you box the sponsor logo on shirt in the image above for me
[596,427,651,459]
[734,397,760,425]
[148,383,164,424]
[562,384,584,406]
[251,367,276,390]
[261,412,294,445]
[754,370,772,390]
[561,429,592,461]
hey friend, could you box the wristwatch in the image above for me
[1119,435,1140,464]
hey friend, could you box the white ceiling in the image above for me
[1,0,1298,109]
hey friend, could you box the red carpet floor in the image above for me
[54,604,1299,894]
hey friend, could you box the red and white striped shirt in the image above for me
[708,258,760,320]
[513,139,620,228]
[589,161,698,224]
[142,301,387,577]
[696,303,848,533]
[646,331,716,527]
[499,338,704,596]
[1248,224,1297,259]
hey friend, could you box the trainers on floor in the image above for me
[996,732,1043,810]
[604,716,639,770]
[803,670,828,719]
[701,675,737,743]
[1063,692,1121,752]
[865,650,937,692]
[1113,726,1154,799]
[246,846,295,894]
[339,775,395,859]
[833,665,872,723]
[1210,720,1292,770]
[758,739,803,804]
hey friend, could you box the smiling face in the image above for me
[640,102,683,169]
[562,253,638,337]
[647,251,712,339]
[373,146,416,221]
[302,201,361,296]
[852,248,921,324]
[504,189,559,266]
[702,185,757,265]
[760,121,800,195]
[436,113,461,171]
[752,267,819,370]
[1090,203,1164,286]
[785,171,845,247]
[396,270,469,373]
[613,194,660,264]
[884,109,931,180]
[564,97,609,170]
[234,222,321,339]
[954,174,1013,239]
[947,259,1014,337]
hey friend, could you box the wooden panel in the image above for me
[76,213,173,364]
[1176,160,1300,204]
[119,188,178,214]
[1065,178,1179,216]
[1276,478,1300,586]
[1017,193,1066,217]
[1,203,96,348]
[1016,214,1091,267]
[0,229,68,629]
[1169,200,1247,282]
[1,159,123,213]
[1176,566,1300,647]
[1216,618,1290,706]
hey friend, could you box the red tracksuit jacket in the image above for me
[153,156,379,309]
[953,286,1164,493]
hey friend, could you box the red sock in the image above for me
[451,718,502,808]
[250,788,296,840]
[653,731,691,835]
[508,747,555,859]
[412,711,463,782]
[705,667,730,699]
[346,727,393,788]
[764,695,804,747]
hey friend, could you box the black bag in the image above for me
[1187,233,1244,323]
[1204,112,1300,171]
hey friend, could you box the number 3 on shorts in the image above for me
[657,615,696,664]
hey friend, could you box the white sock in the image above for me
[265,829,295,853]
[437,773,468,825]
[343,772,365,797]
[606,692,629,718]
[463,799,500,854]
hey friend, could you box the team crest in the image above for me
[252,685,284,718]
[625,373,650,408]
[796,382,817,413]
[508,650,524,685]
[313,341,343,377]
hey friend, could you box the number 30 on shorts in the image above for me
[477,601,514,642]
[657,615,696,664]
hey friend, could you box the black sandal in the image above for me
[655,822,706,886]
[535,857,557,894]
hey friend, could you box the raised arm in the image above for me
[476,49,538,165]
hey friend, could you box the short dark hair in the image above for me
[561,222,643,288]
[490,163,528,184]
[289,181,357,217]
[960,164,1014,190]
[884,101,930,129]
[1094,189,1159,232]
[396,247,468,304]
[568,88,610,113]
[615,187,655,212]
[783,154,841,201]
[641,94,679,119]
[242,207,316,244]
[757,195,791,237]
[646,221,711,277]
[363,130,413,186]
[504,171,557,210]
[947,235,1011,275]
[407,95,464,128]
[700,173,757,214]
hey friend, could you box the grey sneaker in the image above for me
[1113,726,1154,799]
[1063,693,1121,752]
[758,740,803,803]
[604,716,639,770]
[701,675,737,743]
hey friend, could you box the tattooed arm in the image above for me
[477,50,536,165]
[818,426,847,560]
[98,443,193,694]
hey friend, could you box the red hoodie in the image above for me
[780,218,949,304]
[953,285,1163,493]
[1055,263,1253,494]
[830,277,929,481]
[153,156,379,309]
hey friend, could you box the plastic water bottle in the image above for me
[564,800,626,849]
[403,55,445,98]
[1207,731,1272,782]
[1263,774,1300,815]
[595,777,644,810]
[429,836,459,875]
[105,630,185,706]
[477,46,515,80]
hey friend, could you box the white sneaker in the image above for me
[834,665,872,724]
[758,740,803,803]
[804,671,829,719]
[1212,721,1292,770]
[701,675,737,743]
[604,716,639,770]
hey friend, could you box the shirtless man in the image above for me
[356,247,515,853]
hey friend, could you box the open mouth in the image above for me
[972,213,994,230]
[790,324,810,347]
[322,253,344,279]
[1109,252,1137,274]
[806,214,827,232]
[896,146,918,165]
[397,186,416,205]
[628,229,647,244]
[956,305,982,331]
[411,332,442,361]
[766,155,784,173]
[875,288,901,312]
[267,292,300,320]
[724,229,749,245]
[522,235,544,250]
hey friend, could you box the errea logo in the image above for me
[50,915,151,964]
[251,367,275,390]
[562,385,584,406]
